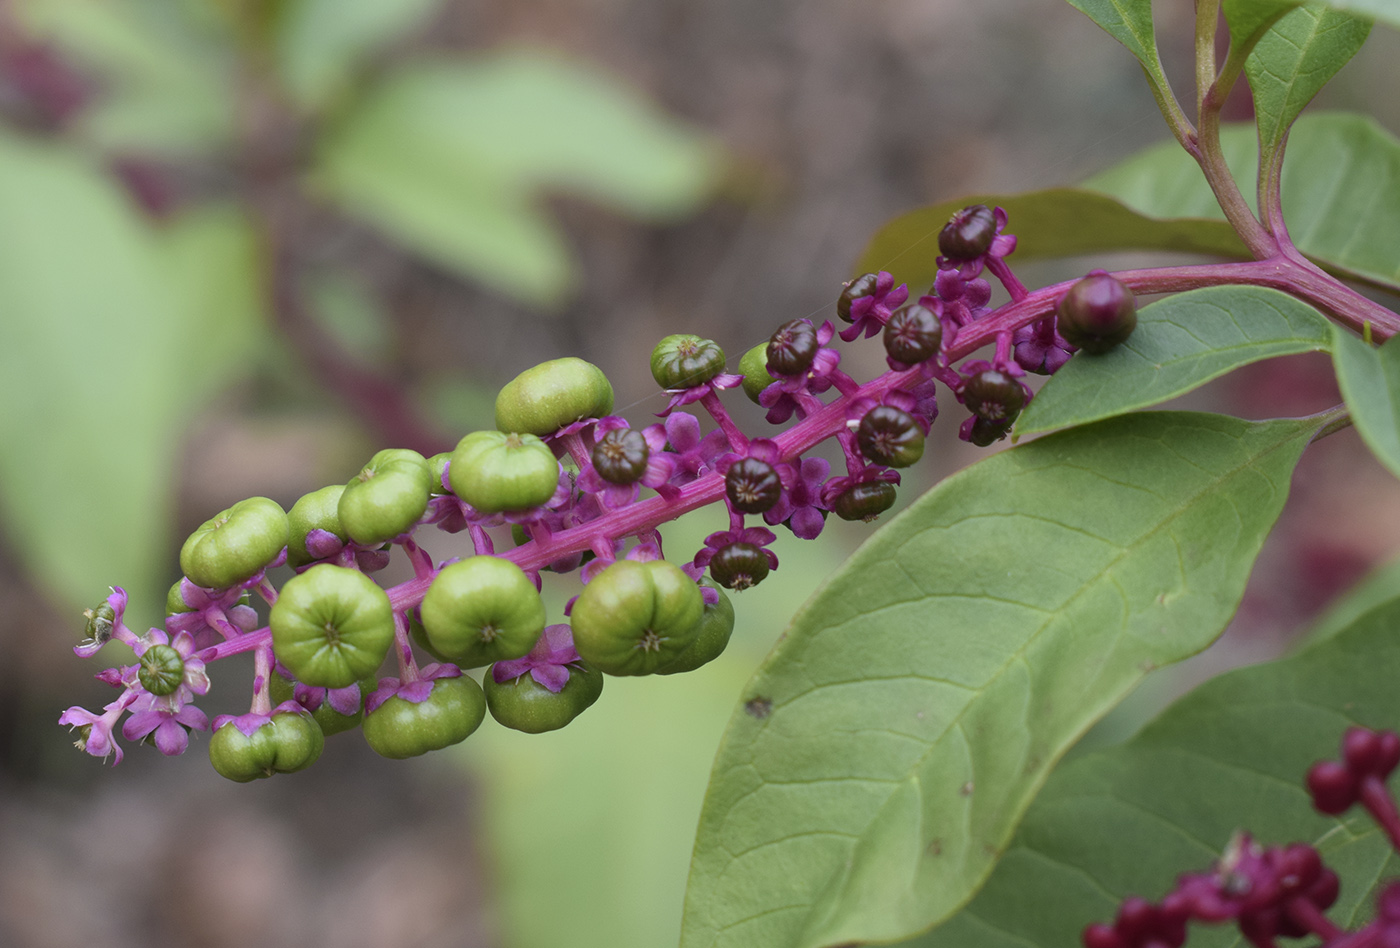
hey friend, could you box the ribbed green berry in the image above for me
[449,431,559,513]
[138,644,185,696]
[570,560,703,676]
[485,662,604,733]
[495,357,614,436]
[338,449,432,546]
[651,334,726,389]
[362,675,486,759]
[287,485,348,568]
[179,496,289,589]
[270,564,395,688]
[166,580,194,615]
[657,587,734,675]
[420,556,546,667]
[739,344,776,403]
[208,708,324,782]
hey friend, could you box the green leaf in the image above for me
[852,189,1246,299]
[897,581,1400,948]
[1087,112,1400,291]
[1326,0,1400,30]
[681,411,1322,948]
[1017,286,1332,437]
[0,133,180,612]
[17,0,234,154]
[1063,0,1171,90]
[275,0,447,110]
[1247,5,1371,169]
[313,51,721,306]
[1332,328,1400,479]
[1223,0,1300,52]
[1226,0,1400,34]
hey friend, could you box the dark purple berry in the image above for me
[938,204,997,260]
[707,543,771,590]
[856,406,925,468]
[883,303,943,364]
[1343,726,1383,775]
[967,417,1014,447]
[591,428,650,485]
[767,320,819,377]
[837,272,879,323]
[961,369,1027,422]
[725,458,783,514]
[1082,924,1124,948]
[1306,760,1357,814]
[1056,270,1137,354]
[832,482,896,522]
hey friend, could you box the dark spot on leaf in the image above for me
[745,697,772,718]
[927,838,942,856]
[960,781,974,796]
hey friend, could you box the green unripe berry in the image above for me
[570,559,703,676]
[427,453,453,494]
[420,556,547,667]
[166,580,194,616]
[495,357,614,436]
[208,708,324,782]
[338,449,432,546]
[362,675,486,759]
[287,484,348,568]
[856,406,925,468]
[180,496,289,590]
[138,644,185,695]
[270,564,395,688]
[1056,270,1137,353]
[268,673,372,737]
[449,431,560,513]
[657,587,734,675]
[651,334,726,390]
[739,344,777,403]
[485,662,604,733]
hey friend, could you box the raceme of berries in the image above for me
[62,205,1131,779]
[1085,727,1400,948]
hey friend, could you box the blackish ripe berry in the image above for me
[883,303,943,364]
[961,369,1026,422]
[938,204,997,260]
[767,320,819,376]
[591,428,650,485]
[725,458,784,514]
[837,272,879,323]
[708,543,771,590]
[856,406,925,468]
[651,334,727,389]
[967,417,1014,447]
[1056,270,1137,353]
[832,482,896,521]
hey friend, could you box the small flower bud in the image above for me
[938,205,997,260]
[1056,270,1137,354]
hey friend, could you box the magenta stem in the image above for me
[1359,775,1400,850]
[699,389,749,453]
[1283,897,1343,941]
[986,257,1029,301]
[392,610,420,682]
[250,643,273,715]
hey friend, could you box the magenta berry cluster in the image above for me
[1086,727,1400,948]
[61,206,1137,778]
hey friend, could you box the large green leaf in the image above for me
[1247,5,1371,170]
[852,189,1246,299]
[313,51,720,306]
[1018,286,1332,436]
[1332,328,1400,479]
[17,0,233,154]
[274,0,447,111]
[1088,113,1400,291]
[899,583,1400,948]
[681,411,1322,948]
[1223,0,1301,51]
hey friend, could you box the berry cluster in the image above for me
[1085,727,1400,948]
[61,206,1139,779]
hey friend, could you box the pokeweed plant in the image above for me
[54,1,1400,948]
